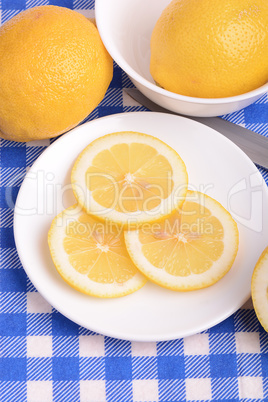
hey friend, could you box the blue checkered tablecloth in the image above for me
[1,1,268,401]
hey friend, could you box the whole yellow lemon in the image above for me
[0,6,113,142]
[150,0,268,98]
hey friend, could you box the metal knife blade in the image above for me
[125,88,268,170]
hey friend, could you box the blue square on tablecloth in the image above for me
[52,311,79,336]
[157,339,184,356]
[237,353,262,376]
[1,336,26,357]
[261,353,268,377]
[2,292,26,313]
[53,381,80,402]
[100,89,122,108]
[260,332,268,353]
[244,102,268,124]
[52,336,79,357]
[27,357,52,380]
[79,357,105,380]
[209,333,236,354]
[1,146,26,168]
[0,269,27,292]
[0,357,26,381]
[0,313,26,336]
[2,0,25,9]
[0,186,20,209]
[264,377,268,399]
[0,248,22,269]
[209,315,235,333]
[52,357,79,381]
[105,337,132,356]
[211,377,239,399]
[110,64,123,89]
[73,0,94,8]
[106,380,132,402]
[0,228,16,249]
[210,354,238,378]
[98,107,122,119]
[48,0,73,8]
[158,379,186,401]
[105,357,132,380]
[1,381,27,402]
[185,355,210,378]
[234,309,260,332]
[27,313,52,336]
[263,377,268,399]
[0,166,25,188]
[157,356,185,379]
[132,356,158,379]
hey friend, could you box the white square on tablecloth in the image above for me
[27,335,52,357]
[76,10,95,19]
[133,379,159,402]
[26,139,50,147]
[27,381,52,402]
[241,298,254,309]
[238,376,263,399]
[79,335,105,357]
[80,380,106,402]
[235,332,260,354]
[123,90,142,107]
[184,333,209,355]
[132,342,157,356]
[186,378,212,400]
[27,292,52,314]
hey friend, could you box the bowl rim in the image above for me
[95,0,268,106]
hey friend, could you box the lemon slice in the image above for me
[48,205,147,298]
[71,131,188,227]
[124,191,239,291]
[251,246,268,331]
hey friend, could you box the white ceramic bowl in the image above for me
[95,0,268,117]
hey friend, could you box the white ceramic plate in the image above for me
[14,112,268,341]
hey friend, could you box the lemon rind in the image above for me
[251,246,268,331]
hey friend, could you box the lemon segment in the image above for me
[71,131,188,227]
[48,205,147,298]
[251,246,268,331]
[124,191,239,291]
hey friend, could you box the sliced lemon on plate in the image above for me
[71,131,188,227]
[251,246,268,331]
[124,191,239,291]
[48,205,147,298]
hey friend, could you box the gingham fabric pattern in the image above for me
[1,1,268,401]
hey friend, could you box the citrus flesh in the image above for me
[251,246,268,331]
[150,0,268,98]
[48,205,147,298]
[71,131,188,227]
[124,191,239,291]
[0,6,113,142]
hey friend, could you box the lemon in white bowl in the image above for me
[95,0,268,117]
